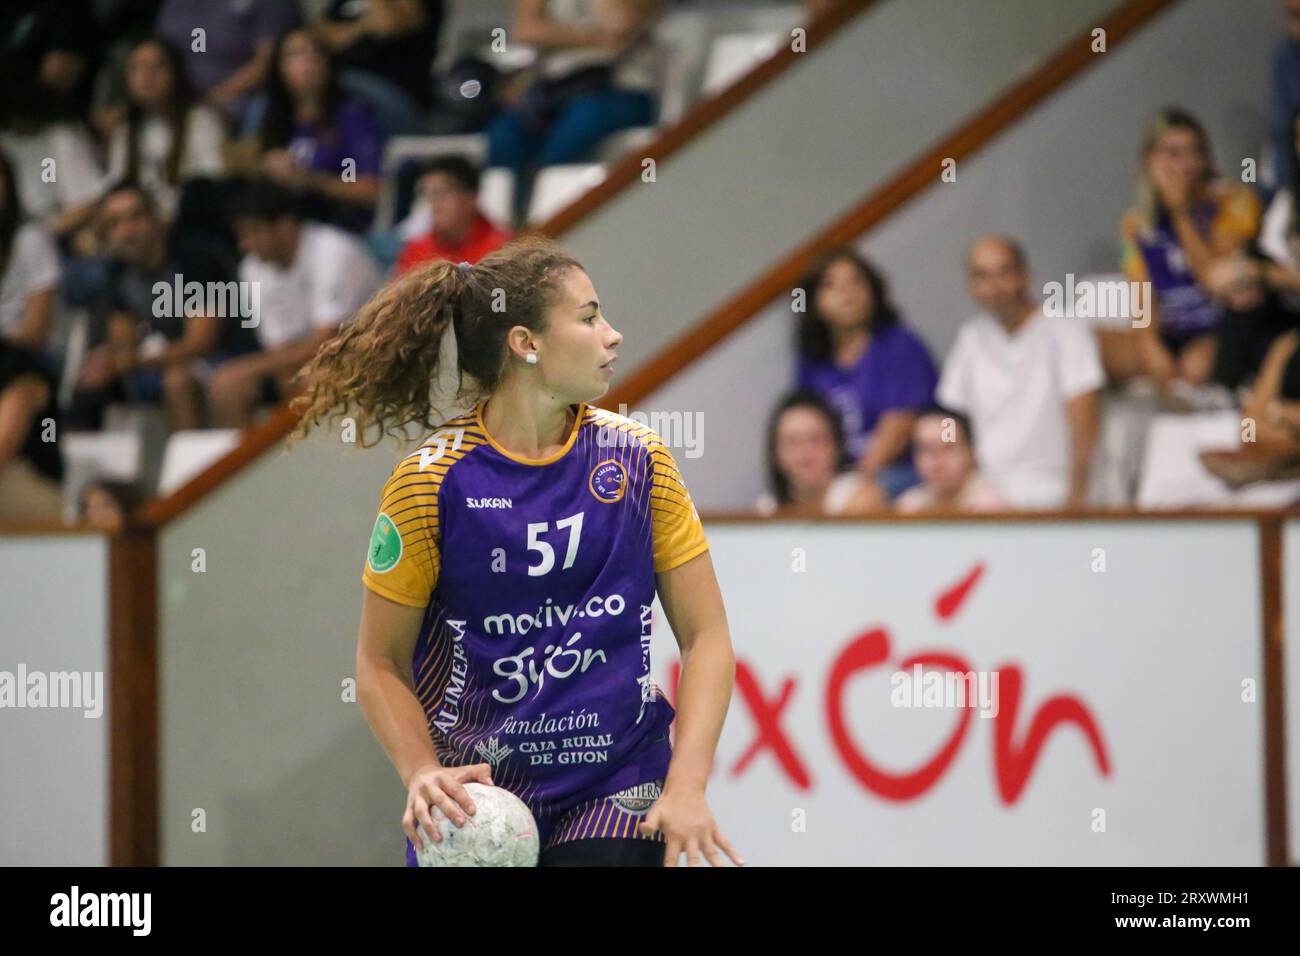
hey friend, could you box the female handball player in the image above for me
[291,236,742,867]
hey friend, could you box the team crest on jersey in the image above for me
[367,512,402,573]
[588,459,627,503]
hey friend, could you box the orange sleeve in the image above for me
[362,457,441,607]
[1120,209,1149,285]
[648,437,709,573]
[1211,184,1262,251]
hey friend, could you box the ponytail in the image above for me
[289,236,583,449]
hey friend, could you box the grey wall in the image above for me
[644,0,1283,511]
[158,426,412,864]
[0,534,109,865]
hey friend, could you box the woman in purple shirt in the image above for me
[794,248,938,498]
[255,28,383,231]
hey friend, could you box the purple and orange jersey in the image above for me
[1120,182,1260,339]
[362,401,708,848]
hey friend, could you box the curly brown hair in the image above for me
[288,235,583,449]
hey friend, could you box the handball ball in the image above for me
[415,783,540,867]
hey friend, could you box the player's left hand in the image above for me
[639,786,744,867]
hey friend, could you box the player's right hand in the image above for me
[403,762,494,850]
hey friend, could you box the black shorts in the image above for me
[405,778,667,867]
[1160,327,1215,356]
[538,837,664,867]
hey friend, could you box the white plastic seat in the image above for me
[1093,385,1158,507]
[477,167,516,230]
[654,11,712,124]
[701,32,784,96]
[1136,411,1300,508]
[527,164,607,224]
[62,431,142,483]
[156,430,241,496]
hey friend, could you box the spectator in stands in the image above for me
[488,0,663,220]
[1201,328,1300,486]
[155,0,302,123]
[1204,248,1300,390]
[1270,0,1300,191]
[1138,109,1300,393]
[794,248,937,499]
[1254,112,1300,343]
[105,37,228,219]
[756,390,886,516]
[88,3,179,141]
[937,235,1104,510]
[315,0,446,133]
[0,80,106,244]
[78,478,140,531]
[214,180,381,428]
[0,81,110,312]
[394,156,513,275]
[0,151,60,355]
[0,0,100,122]
[894,407,1007,514]
[253,28,383,232]
[71,182,251,431]
[1110,109,1260,390]
[0,340,65,522]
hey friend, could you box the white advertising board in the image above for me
[649,520,1267,865]
[0,533,110,865]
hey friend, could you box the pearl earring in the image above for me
[525,353,538,365]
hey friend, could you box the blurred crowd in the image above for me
[1,0,748,524]
[4,1,1300,527]
[760,3,1300,516]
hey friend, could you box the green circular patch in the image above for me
[367,512,402,573]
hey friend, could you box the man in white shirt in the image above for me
[936,236,1104,509]
[210,181,382,427]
